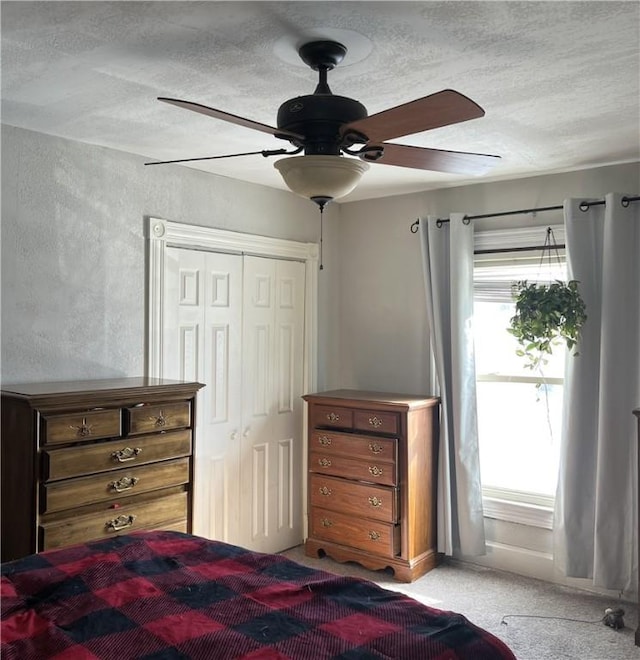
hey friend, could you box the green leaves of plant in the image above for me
[508,279,587,372]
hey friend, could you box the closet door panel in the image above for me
[272,260,305,548]
[240,256,275,549]
[240,257,305,553]
[202,251,243,544]
[164,249,203,383]
[165,248,242,544]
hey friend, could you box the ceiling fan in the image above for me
[147,40,500,206]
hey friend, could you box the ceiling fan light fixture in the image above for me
[274,155,369,203]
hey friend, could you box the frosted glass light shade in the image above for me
[274,155,369,201]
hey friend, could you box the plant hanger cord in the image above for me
[537,226,563,282]
[532,227,561,437]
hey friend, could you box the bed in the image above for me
[1,530,515,659]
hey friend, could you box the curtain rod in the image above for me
[409,195,640,233]
[475,244,565,255]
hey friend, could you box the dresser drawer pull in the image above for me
[106,514,136,532]
[368,465,383,477]
[368,416,383,428]
[326,412,340,422]
[109,476,139,493]
[71,418,93,438]
[318,435,332,446]
[368,530,381,541]
[111,447,142,463]
[320,518,333,527]
[318,458,332,467]
[368,496,383,507]
[368,442,383,454]
[319,486,332,496]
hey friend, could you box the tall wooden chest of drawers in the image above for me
[1,377,203,562]
[303,390,440,582]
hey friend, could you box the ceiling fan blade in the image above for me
[158,97,304,140]
[341,90,485,143]
[144,148,296,166]
[361,143,501,175]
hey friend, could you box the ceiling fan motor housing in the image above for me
[277,94,368,155]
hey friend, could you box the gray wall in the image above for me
[2,123,638,398]
[4,124,637,586]
[1,124,340,385]
[336,162,640,394]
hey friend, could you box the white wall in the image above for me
[0,124,341,385]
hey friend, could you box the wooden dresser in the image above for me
[303,390,440,582]
[1,377,204,562]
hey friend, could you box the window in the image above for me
[473,226,566,523]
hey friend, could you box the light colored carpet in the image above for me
[280,545,639,660]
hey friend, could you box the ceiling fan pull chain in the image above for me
[319,205,324,271]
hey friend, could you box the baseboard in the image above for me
[460,541,636,604]
[464,540,554,579]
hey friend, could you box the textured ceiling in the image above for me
[2,1,639,202]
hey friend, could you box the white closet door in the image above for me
[164,247,243,543]
[240,256,305,553]
[164,248,305,553]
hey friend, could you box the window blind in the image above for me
[474,255,567,303]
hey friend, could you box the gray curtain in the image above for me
[419,214,485,556]
[554,193,640,591]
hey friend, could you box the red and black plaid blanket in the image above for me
[1,530,515,659]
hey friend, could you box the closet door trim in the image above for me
[146,217,318,392]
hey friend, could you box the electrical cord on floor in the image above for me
[501,607,625,630]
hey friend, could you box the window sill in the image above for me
[483,496,553,529]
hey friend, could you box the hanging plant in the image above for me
[508,278,587,372]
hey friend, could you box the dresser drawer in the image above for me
[40,409,122,446]
[42,457,190,513]
[40,491,188,550]
[311,405,353,429]
[43,429,192,481]
[310,430,397,462]
[310,474,398,523]
[127,402,191,435]
[310,507,400,558]
[354,410,399,435]
[309,451,397,487]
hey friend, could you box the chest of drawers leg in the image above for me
[303,390,439,582]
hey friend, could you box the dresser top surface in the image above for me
[2,377,204,398]
[303,389,438,408]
